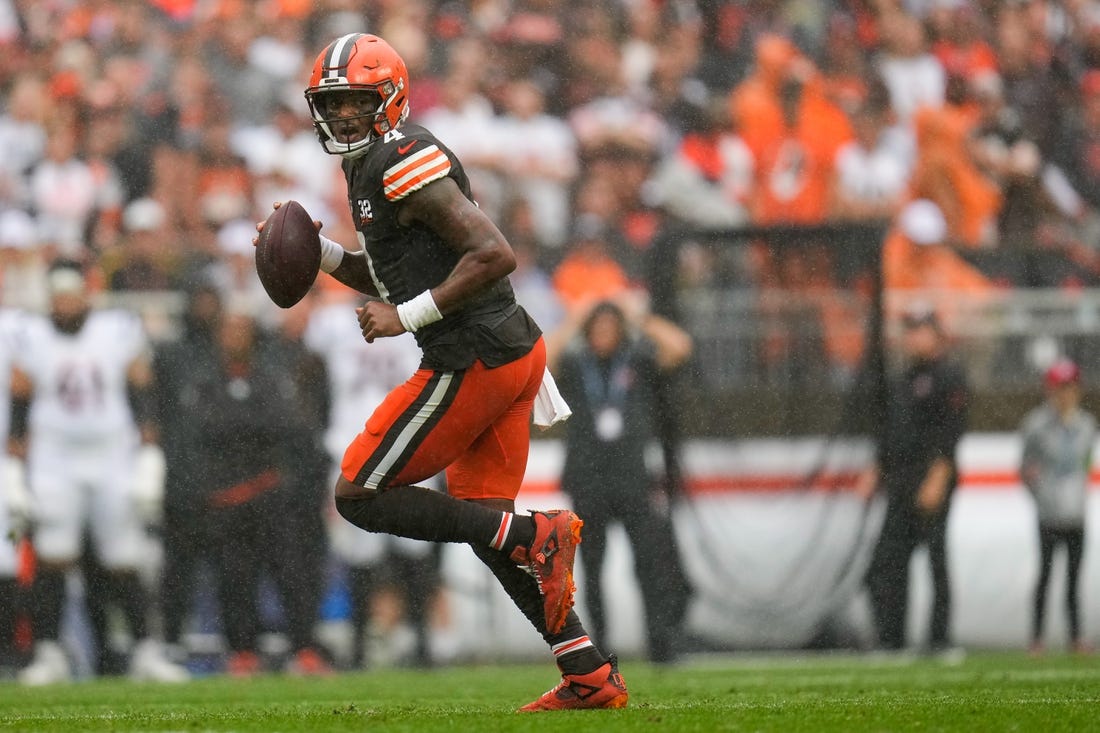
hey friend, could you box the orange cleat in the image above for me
[287,647,334,676]
[518,655,629,712]
[226,650,262,678]
[512,509,582,635]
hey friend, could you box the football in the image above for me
[254,200,321,308]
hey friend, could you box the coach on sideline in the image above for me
[857,302,970,654]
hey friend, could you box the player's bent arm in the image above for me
[641,314,694,372]
[1018,428,1041,492]
[327,249,381,298]
[126,355,167,523]
[544,303,593,373]
[127,356,159,445]
[397,176,516,314]
[8,366,32,460]
[917,457,952,512]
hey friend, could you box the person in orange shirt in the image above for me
[730,34,854,225]
[928,2,999,82]
[751,70,854,226]
[551,215,630,310]
[909,97,1002,248]
[192,117,254,229]
[884,199,995,293]
[734,46,855,376]
[730,34,796,161]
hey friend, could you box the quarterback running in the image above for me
[258,33,628,710]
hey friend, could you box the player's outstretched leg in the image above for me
[467,544,630,711]
[467,503,629,713]
[508,510,583,636]
[335,482,583,633]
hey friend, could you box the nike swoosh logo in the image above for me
[397,142,416,155]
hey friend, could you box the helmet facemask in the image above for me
[306,80,408,159]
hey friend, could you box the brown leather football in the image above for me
[254,200,321,308]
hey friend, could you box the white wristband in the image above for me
[396,290,443,332]
[318,234,346,274]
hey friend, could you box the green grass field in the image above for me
[1,652,1098,732]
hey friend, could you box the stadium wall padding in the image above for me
[438,434,1100,659]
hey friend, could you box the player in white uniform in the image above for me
[15,261,187,684]
[0,307,31,667]
[303,294,441,667]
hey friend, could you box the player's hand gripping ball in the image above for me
[255,200,321,308]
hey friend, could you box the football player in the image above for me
[266,33,628,710]
[15,260,187,684]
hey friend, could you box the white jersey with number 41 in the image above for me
[17,309,147,444]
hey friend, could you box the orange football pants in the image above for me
[341,337,546,501]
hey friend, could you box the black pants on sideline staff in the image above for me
[866,494,951,650]
[160,500,210,649]
[570,489,689,663]
[210,492,324,657]
[1033,525,1085,643]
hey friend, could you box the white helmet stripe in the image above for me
[325,33,362,79]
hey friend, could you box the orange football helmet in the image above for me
[304,33,410,158]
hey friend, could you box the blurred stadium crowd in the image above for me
[5,0,1100,314]
[2,0,1100,680]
